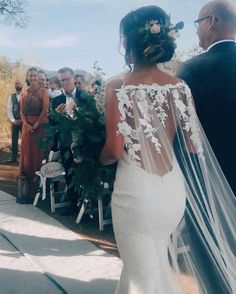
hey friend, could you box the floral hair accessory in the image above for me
[145,20,161,34]
[168,29,180,39]
[139,19,184,40]
[167,21,184,39]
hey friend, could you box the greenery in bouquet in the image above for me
[91,61,106,120]
[45,64,116,209]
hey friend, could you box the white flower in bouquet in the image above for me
[91,61,106,119]
[94,80,106,118]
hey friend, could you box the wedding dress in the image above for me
[112,81,236,294]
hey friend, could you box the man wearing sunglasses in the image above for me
[177,1,236,293]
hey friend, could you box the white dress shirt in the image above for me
[49,89,63,99]
[7,93,21,123]
[65,88,77,115]
[207,39,235,51]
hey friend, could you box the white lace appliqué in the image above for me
[116,82,204,165]
[173,85,204,157]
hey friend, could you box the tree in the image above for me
[0,0,28,28]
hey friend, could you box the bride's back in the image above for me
[117,68,185,175]
[101,5,187,175]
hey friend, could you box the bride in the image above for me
[100,5,236,294]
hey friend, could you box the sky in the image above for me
[0,0,234,77]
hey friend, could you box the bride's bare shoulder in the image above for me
[158,70,181,86]
[106,78,123,92]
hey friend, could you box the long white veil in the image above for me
[115,80,236,293]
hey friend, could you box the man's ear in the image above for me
[208,15,218,31]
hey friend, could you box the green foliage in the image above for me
[46,88,116,205]
[0,0,28,28]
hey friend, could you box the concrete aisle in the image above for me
[0,190,122,294]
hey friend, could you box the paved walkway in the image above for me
[0,190,122,294]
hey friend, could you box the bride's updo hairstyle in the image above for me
[120,6,184,69]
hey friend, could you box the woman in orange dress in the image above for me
[20,67,49,201]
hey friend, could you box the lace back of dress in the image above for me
[116,83,190,176]
[116,81,236,293]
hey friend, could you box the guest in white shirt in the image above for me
[48,76,63,99]
[7,79,23,163]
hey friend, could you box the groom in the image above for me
[177,0,236,195]
[177,1,236,293]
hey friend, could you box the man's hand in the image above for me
[74,157,82,164]
[13,119,22,125]
[66,100,76,113]
[56,103,66,113]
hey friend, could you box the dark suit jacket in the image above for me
[52,88,78,110]
[50,87,95,146]
[177,41,236,194]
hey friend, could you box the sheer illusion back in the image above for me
[116,81,201,176]
[112,79,236,294]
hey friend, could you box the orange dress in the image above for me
[20,88,49,198]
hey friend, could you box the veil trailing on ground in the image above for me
[115,80,236,293]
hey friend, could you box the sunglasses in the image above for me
[194,15,212,28]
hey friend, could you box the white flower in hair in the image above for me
[150,23,161,34]
[168,29,180,39]
[145,20,161,34]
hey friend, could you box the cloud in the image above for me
[36,35,80,48]
[0,37,23,48]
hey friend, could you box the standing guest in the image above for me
[177,0,236,195]
[74,74,85,90]
[7,79,23,163]
[38,70,48,89]
[49,76,63,99]
[20,67,49,203]
[45,78,50,90]
[52,67,82,213]
[51,67,94,214]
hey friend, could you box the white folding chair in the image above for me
[33,151,71,212]
[76,182,112,231]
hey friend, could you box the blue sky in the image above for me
[0,0,233,77]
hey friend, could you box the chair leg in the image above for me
[33,192,41,207]
[76,203,85,224]
[33,180,42,207]
[98,194,104,231]
[60,185,67,202]
[50,182,56,213]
